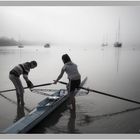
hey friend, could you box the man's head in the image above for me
[30,61,37,69]
[62,54,71,64]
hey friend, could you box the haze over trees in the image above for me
[0,36,41,46]
[0,37,18,46]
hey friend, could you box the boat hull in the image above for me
[3,90,68,133]
[3,77,87,133]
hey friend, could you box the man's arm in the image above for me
[54,69,65,84]
[23,74,29,82]
[23,74,34,88]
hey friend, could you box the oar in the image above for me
[0,82,53,93]
[58,81,140,105]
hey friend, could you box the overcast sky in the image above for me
[0,6,140,46]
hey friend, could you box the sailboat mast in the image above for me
[114,18,122,47]
[118,19,120,42]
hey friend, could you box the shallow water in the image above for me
[0,45,140,133]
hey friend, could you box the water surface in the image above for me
[0,45,140,133]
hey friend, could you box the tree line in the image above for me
[0,37,18,46]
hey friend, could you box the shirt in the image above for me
[10,62,30,77]
[62,61,81,80]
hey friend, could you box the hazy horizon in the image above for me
[1,6,140,47]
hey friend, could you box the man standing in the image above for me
[9,61,37,105]
[54,54,81,110]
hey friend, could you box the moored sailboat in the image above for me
[18,43,24,48]
[114,19,122,47]
[102,34,108,47]
[44,43,50,48]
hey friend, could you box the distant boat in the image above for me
[18,35,24,48]
[102,42,108,47]
[101,34,108,47]
[114,42,122,47]
[44,43,50,48]
[18,44,24,48]
[114,19,122,47]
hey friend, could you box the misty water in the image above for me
[0,45,140,133]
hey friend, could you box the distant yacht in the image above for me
[101,34,108,47]
[18,44,24,48]
[18,36,24,48]
[44,43,50,48]
[114,19,122,48]
[102,42,108,47]
[114,42,122,47]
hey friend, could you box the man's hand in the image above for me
[53,80,57,84]
[26,80,34,89]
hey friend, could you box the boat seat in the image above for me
[47,96,59,100]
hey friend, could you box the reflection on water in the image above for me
[14,102,25,123]
[114,47,121,73]
[1,45,140,133]
[77,106,140,127]
[67,96,77,133]
[0,48,16,55]
[0,92,30,113]
[29,97,140,133]
[28,101,68,133]
[29,99,78,134]
[67,104,77,133]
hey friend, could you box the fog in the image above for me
[0,6,140,46]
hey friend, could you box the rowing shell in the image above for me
[3,77,87,134]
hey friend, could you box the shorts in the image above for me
[69,79,81,92]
